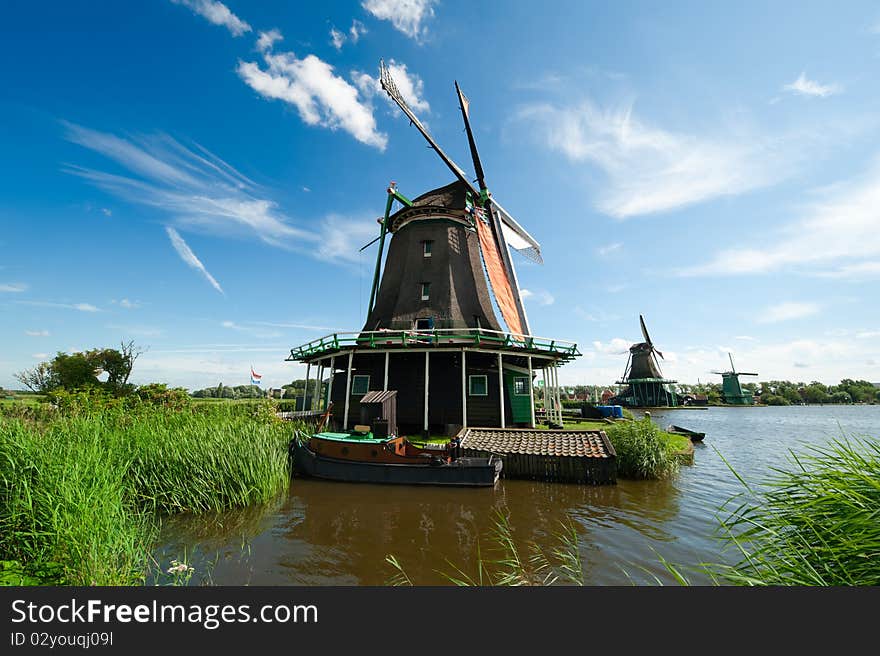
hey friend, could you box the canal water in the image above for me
[154,405,879,585]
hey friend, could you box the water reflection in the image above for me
[154,405,879,585]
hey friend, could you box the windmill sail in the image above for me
[474,207,524,335]
[381,60,535,336]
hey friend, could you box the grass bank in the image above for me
[0,402,295,585]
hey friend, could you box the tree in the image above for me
[13,342,143,395]
[14,361,56,392]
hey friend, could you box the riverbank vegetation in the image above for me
[0,396,295,585]
[711,437,880,586]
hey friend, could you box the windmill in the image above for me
[285,63,579,435]
[712,353,758,405]
[610,315,679,408]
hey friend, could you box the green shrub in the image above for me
[605,419,679,480]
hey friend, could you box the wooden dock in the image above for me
[457,427,617,485]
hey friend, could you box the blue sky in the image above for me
[2,0,879,389]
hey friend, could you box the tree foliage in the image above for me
[14,341,143,395]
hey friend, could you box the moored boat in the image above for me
[667,424,706,442]
[292,428,501,486]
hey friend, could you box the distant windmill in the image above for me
[610,315,679,408]
[711,353,758,405]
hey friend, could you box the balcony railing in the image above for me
[286,328,580,362]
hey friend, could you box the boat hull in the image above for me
[292,441,501,487]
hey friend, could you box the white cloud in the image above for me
[256,29,282,52]
[64,122,315,250]
[32,353,48,360]
[756,301,820,324]
[592,337,631,355]
[221,320,281,339]
[329,21,366,50]
[362,0,436,41]
[101,208,112,216]
[16,300,100,312]
[165,227,224,294]
[238,44,387,149]
[106,324,165,338]
[316,214,379,265]
[735,335,757,341]
[596,242,622,256]
[171,0,251,37]
[25,330,50,337]
[118,298,140,309]
[0,283,27,293]
[857,331,880,339]
[354,59,430,113]
[330,28,346,50]
[516,100,794,218]
[681,158,880,277]
[783,72,841,98]
[520,288,555,306]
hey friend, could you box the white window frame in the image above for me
[423,240,433,257]
[468,374,488,396]
[513,376,530,396]
[420,282,430,301]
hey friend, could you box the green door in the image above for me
[505,370,532,424]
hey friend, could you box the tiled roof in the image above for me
[458,428,615,459]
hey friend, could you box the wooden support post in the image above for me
[461,349,467,427]
[555,365,564,425]
[383,352,389,391]
[527,355,535,428]
[303,363,311,413]
[313,365,322,412]
[326,355,335,411]
[542,367,549,422]
[498,351,505,429]
[423,351,430,434]
[343,351,353,430]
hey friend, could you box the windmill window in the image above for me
[420,282,430,301]
[469,375,488,396]
[513,377,530,396]
[351,375,370,396]
[415,317,434,331]
[423,240,433,257]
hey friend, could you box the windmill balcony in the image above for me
[286,328,580,363]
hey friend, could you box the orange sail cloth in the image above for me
[474,208,523,336]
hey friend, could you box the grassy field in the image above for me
[0,401,297,585]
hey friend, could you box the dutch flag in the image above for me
[250,366,262,385]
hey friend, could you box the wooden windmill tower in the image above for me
[611,315,678,408]
[286,63,579,436]
[712,353,758,405]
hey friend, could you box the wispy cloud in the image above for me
[354,59,430,114]
[221,320,281,339]
[64,122,314,250]
[757,301,820,324]
[16,300,100,312]
[330,20,367,50]
[165,227,224,294]
[0,283,28,293]
[516,100,795,218]
[256,29,282,52]
[25,330,50,337]
[596,242,622,256]
[735,335,757,341]
[237,31,387,149]
[116,298,141,309]
[783,72,841,98]
[681,157,880,277]
[171,0,251,37]
[106,324,165,338]
[32,353,48,360]
[592,337,631,355]
[520,288,555,306]
[362,0,436,42]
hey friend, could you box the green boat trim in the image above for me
[312,430,387,444]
